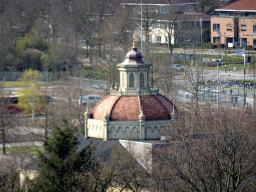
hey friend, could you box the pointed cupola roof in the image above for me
[118,38,151,67]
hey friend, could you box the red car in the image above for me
[2,105,24,115]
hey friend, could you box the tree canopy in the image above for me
[17,69,45,114]
[30,123,97,192]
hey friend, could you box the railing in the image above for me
[110,88,159,96]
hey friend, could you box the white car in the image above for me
[211,59,222,62]
[171,64,185,72]
[78,94,102,106]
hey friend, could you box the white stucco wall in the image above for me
[87,119,105,139]
[86,119,172,141]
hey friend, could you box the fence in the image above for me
[0,72,24,81]
[68,77,108,90]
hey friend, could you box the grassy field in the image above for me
[3,81,45,87]
[0,145,43,155]
[3,80,66,87]
[205,64,245,70]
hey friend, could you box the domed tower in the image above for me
[85,40,177,141]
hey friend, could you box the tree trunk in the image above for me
[2,127,6,155]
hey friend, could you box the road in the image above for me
[172,47,256,57]
[0,141,43,148]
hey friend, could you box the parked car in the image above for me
[41,95,56,102]
[171,64,185,72]
[211,59,222,62]
[78,94,102,106]
[209,62,224,67]
[3,97,19,104]
[177,54,199,61]
[178,55,188,60]
[3,104,23,115]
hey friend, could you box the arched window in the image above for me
[129,73,134,87]
[140,73,144,87]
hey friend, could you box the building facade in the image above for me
[211,0,256,47]
[121,0,210,45]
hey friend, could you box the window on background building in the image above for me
[227,29,232,31]
[253,25,256,33]
[213,24,220,31]
[149,35,152,42]
[254,39,256,46]
[158,6,167,14]
[166,36,169,43]
[213,37,220,44]
[241,24,246,28]
[162,22,167,29]
[226,24,232,27]
[241,29,246,32]
[156,22,161,28]
[140,73,144,87]
[156,36,162,43]
[129,73,134,88]
[241,38,247,47]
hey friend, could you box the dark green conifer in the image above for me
[30,123,96,192]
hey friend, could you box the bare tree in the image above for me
[153,107,256,191]
[153,53,178,100]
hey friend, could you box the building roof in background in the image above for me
[217,0,256,11]
[121,0,197,5]
[155,12,211,21]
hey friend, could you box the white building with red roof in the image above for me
[211,0,256,47]
[84,41,177,141]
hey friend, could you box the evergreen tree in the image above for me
[30,123,96,192]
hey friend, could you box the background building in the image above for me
[121,0,210,45]
[211,0,256,47]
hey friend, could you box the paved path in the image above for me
[0,141,43,148]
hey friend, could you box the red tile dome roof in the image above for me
[91,94,177,121]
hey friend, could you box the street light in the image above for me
[141,0,143,52]
[243,52,246,107]
[217,62,219,109]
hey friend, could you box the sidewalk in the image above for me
[0,141,43,148]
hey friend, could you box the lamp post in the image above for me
[141,0,143,52]
[217,62,219,109]
[243,53,246,107]
[200,18,202,45]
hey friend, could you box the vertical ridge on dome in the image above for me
[91,95,111,115]
[109,96,121,120]
[110,97,141,121]
[156,94,178,118]
[140,96,170,121]
[154,95,171,119]
[92,96,120,120]
[138,96,142,113]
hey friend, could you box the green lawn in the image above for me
[0,145,44,155]
[3,81,45,87]
[3,80,66,87]
[204,64,245,70]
